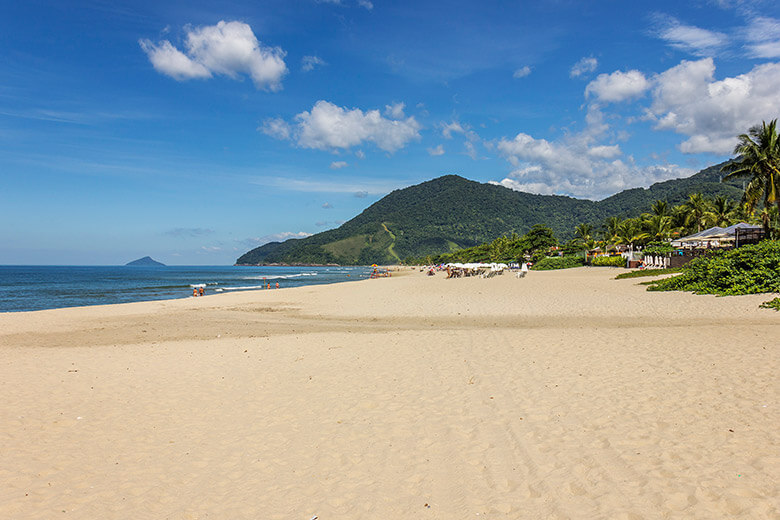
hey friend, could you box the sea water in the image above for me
[0,265,375,312]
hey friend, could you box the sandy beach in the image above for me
[0,267,777,519]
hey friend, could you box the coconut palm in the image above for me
[602,216,622,244]
[644,214,674,240]
[615,218,650,248]
[706,195,736,228]
[651,199,670,216]
[682,193,712,233]
[721,119,780,215]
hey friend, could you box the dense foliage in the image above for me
[236,162,746,265]
[403,225,558,265]
[648,240,780,295]
[532,255,585,270]
[614,267,680,279]
[591,256,627,267]
[642,241,676,256]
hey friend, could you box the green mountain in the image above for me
[236,162,744,265]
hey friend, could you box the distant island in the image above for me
[125,256,166,266]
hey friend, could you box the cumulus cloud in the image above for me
[358,0,373,9]
[513,66,531,78]
[494,103,688,200]
[139,40,210,79]
[322,202,334,209]
[354,191,368,198]
[496,131,689,199]
[587,144,622,158]
[302,55,326,72]
[428,144,445,156]
[330,161,348,169]
[139,20,287,91]
[384,102,406,119]
[263,100,421,153]
[646,58,780,154]
[585,70,650,103]
[655,16,728,56]
[570,56,598,78]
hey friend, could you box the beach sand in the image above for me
[0,267,777,519]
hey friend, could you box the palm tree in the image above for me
[644,214,674,240]
[706,195,736,228]
[602,216,622,244]
[615,219,650,248]
[682,193,712,233]
[721,119,780,215]
[651,199,670,216]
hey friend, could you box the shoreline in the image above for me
[1,267,777,519]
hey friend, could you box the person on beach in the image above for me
[199,287,204,296]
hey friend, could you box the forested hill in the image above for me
[236,162,743,265]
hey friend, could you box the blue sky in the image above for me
[2,0,780,265]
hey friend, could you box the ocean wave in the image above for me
[242,272,318,280]
[218,285,269,291]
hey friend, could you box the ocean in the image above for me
[0,265,376,313]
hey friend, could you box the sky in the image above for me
[2,0,780,265]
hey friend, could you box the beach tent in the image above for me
[672,223,762,246]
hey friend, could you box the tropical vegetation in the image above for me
[647,240,780,296]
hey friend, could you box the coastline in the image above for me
[1,267,777,519]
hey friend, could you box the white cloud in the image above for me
[428,144,445,156]
[464,141,478,160]
[513,66,531,78]
[138,40,211,79]
[441,121,465,139]
[744,16,780,58]
[585,70,650,103]
[266,100,421,152]
[496,112,686,200]
[330,160,348,169]
[570,56,598,78]
[358,0,373,9]
[655,16,728,56]
[260,117,291,140]
[587,144,622,158]
[322,202,334,209]
[646,58,780,154]
[384,102,406,119]
[139,21,287,91]
[495,133,690,199]
[302,55,326,72]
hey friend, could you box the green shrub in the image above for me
[614,267,681,279]
[643,241,676,256]
[760,297,780,311]
[591,255,626,267]
[648,240,780,295]
[532,255,585,270]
